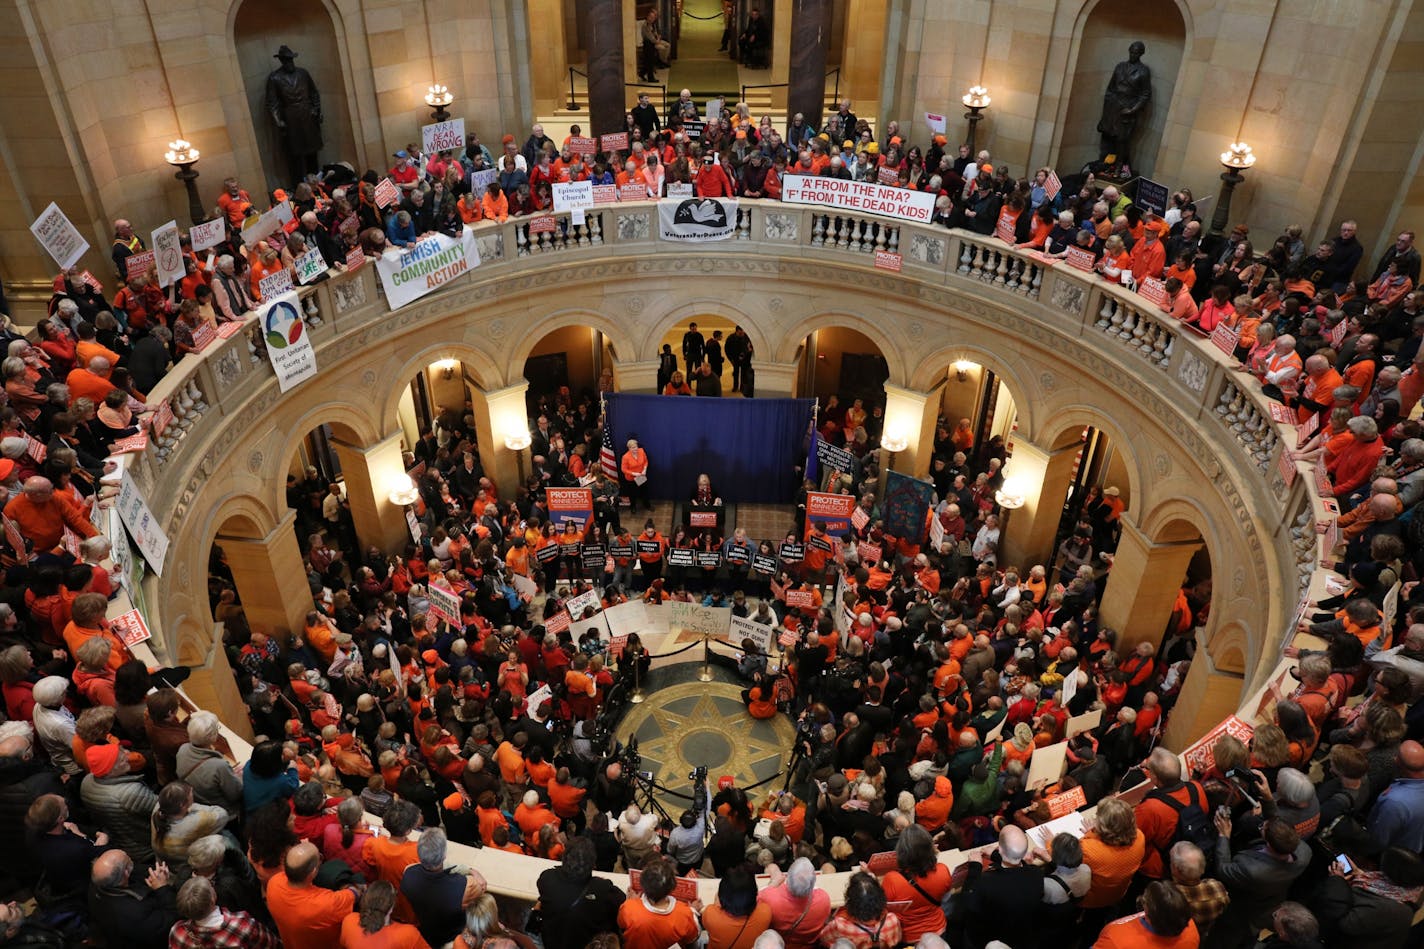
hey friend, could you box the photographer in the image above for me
[667,771,710,874]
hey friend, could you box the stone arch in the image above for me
[378,340,503,437]
[640,300,772,366]
[1034,404,1146,509]
[228,0,360,191]
[908,343,1041,441]
[506,308,639,384]
[1053,0,1191,178]
[271,404,383,516]
[1207,621,1250,678]
[772,312,907,386]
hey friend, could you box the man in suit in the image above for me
[681,322,705,372]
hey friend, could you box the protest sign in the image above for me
[1064,247,1096,272]
[125,250,156,281]
[924,111,946,134]
[592,184,619,205]
[30,202,89,268]
[422,118,466,155]
[1044,786,1088,818]
[877,166,900,186]
[374,229,481,310]
[1025,741,1069,791]
[553,180,594,213]
[874,251,902,272]
[778,542,804,563]
[565,588,603,621]
[374,178,400,208]
[345,246,365,272]
[620,183,648,201]
[1211,323,1241,356]
[600,132,629,153]
[259,269,293,300]
[667,601,725,638]
[294,247,328,285]
[190,218,225,253]
[568,136,597,156]
[782,174,935,223]
[116,470,169,575]
[428,582,461,627]
[1182,715,1255,774]
[151,221,186,288]
[786,590,815,609]
[1136,178,1169,217]
[528,215,558,234]
[109,609,152,648]
[658,198,738,242]
[258,292,318,392]
[729,615,774,654]
[546,488,593,528]
[1137,277,1168,307]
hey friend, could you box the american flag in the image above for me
[599,399,619,480]
[1043,169,1062,201]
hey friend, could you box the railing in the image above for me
[127,196,1338,905]
[563,68,669,117]
[739,66,840,114]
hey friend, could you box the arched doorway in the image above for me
[232,0,358,192]
[655,317,746,397]
[797,326,889,412]
[931,358,1019,469]
[1058,0,1187,178]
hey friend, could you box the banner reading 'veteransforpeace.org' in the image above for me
[375,227,481,309]
[780,174,937,223]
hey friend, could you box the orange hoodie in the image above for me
[914,776,954,831]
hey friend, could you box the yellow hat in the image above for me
[864,143,879,155]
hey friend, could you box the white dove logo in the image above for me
[673,198,728,229]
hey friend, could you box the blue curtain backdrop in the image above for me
[606,394,815,503]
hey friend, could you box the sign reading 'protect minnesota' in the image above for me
[374,228,482,309]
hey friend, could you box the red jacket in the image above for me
[695,162,735,198]
[1326,436,1385,496]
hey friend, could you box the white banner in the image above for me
[189,218,226,253]
[30,202,89,269]
[151,220,186,288]
[422,118,466,155]
[658,197,738,242]
[667,600,730,638]
[729,614,774,654]
[375,228,481,310]
[552,180,594,213]
[780,174,937,223]
[259,292,318,392]
[259,269,293,299]
[116,470,169,576]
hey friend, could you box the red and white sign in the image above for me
[1297,412,1321,443]
[149,399,175,439]
[528,215,558,234]
[109,433,149,455]
[851,507,870,530]
[994,211,1016,244]
[1137,277,1168,307]
[619,183,647,202]
[125,250,156,281]
[568,136,597,157]
[1211,323,1241,356]
[690,510,718,527]
[610,634,628,657]
[1044,785,1088,818]
[628,868,699,902]
[1267,403,1295,425]
[866,851,897,874]
[109,608,152,647]
[422,118,466,155]
[1181,715,1255,775]
[544,611,571,635]
[786,590,815,609]
[427,582,461,628]
[600,132,629,153]
[857,541,883,565]
[1064,247,1096,272]
[592,184,619,205]
[345,246,365,272]
[876,165,899,186]
[1328,320,1347,348]
[217,320,246,339]
[778,628,800,647]
[2,517,24,558]
[1043,170,1062,200]
[873,251,902,272]
[374,178,400,209]
[190,321,217,352]
[780,174,937,224]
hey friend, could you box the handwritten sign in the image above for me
[600,132,629,153]
[116,470,168,575]
[552,180,594,214]
[667,601,725,638]
[30,202,90,269]
[427,581,461,627]
[259,269,294,300]
[568,136,597,157]
[729,614,774,654]
[422,118,466,155]
[294,247,327,285]
[873,251,902,272]
[151,221,186,288]
[190,218,225,253]
[1137,277,1168,307]
[1211,323,1241,356]
[374,178,400,209]
[125,250,156,281]
[1064,247,1096,272]
[565,588,603,621]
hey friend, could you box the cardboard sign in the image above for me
[152,221,186,288]
[259,269,294,299]
[1064,246,1096,272]
[528,215,558,234]
[568,136,597,157]
[184,320,215,352]
[422,118,466,155]
[1044,785,1088,818]
[786,590,815,609]
[873,251,903,272]
[125,250,156,281]
[1136,178,1169,217]
[1211,323,1241,356]
[428,582,462,627]
[1137,277,1168,307]
[592,184,619,205]
[345,246,365,272]
[667,547,696,567]
[876,165,899,186]
[109,608,152,647]
[30,202,90,269]
[374,178,401,208]
[690,510,718,527]
[601,133,630,153]
[778,542,804,563]
[1025,740,1069,791]
[565,588,603,619]
[190,218,225,253]
[620,183,648,202]
[294,247,327,285]
[1065,708,1101,739]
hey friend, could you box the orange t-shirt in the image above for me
[338,914,432,949]
[361,836,420,922]
[266,873,356,949]
[618,896,700,949]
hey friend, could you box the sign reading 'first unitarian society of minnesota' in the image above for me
[374,228,482,310]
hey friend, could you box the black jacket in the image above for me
[87,883,178,949]
[536,867,624,949]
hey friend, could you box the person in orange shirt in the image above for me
[65,358,117,407]
[474,791,509,845]
[74,324,121,368]
[247,242,283,302]
[216,178,253,228]
[480,183,509,223]
[914,776,955,832]
[1294,354,1344,425]
[494,732,528,804]
[1093,881,1199,949]
[61,593,134,673]
[267,842,359,949]
[456,192,483,225]
[618,858,701,949]
[621,437,651,513]
[339,880,432,949]
[1128,226,1166,284]
[361,801,422,923]
[303,610,340,665]
[513,789,560,843]
[6,476,99,553]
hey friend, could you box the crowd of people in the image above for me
[0,75,1417,949]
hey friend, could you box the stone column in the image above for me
[754,361,800,398]
[216,511,313,641]
[586,0,626,137]
[470,381,531,497]
[787,0,832,133]
[331,433,411,555]
[182,640,256,742]
[612,359,661,393]
[882,383,942,477]
[1160,641,1246,752]
[1098,518,1201,656]
[998,440,1079,570]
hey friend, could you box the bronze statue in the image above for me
[265,45,323,185]
[1097,41,1151,172]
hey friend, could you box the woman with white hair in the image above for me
[174,711,243,813]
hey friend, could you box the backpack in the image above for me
[1149,782,1217,857]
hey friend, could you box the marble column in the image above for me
[469,382,531,497]
[998,440,1079,570]
[330,433,411,555]
[586,0,627,138]
[881,383,942,478]
[787,0,832,133]
[216,510,313,642]
[1160,637,1246,752]
[1098,518,1201,656]
[181,640,256,742]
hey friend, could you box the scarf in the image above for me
[1352,867,1424,905]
